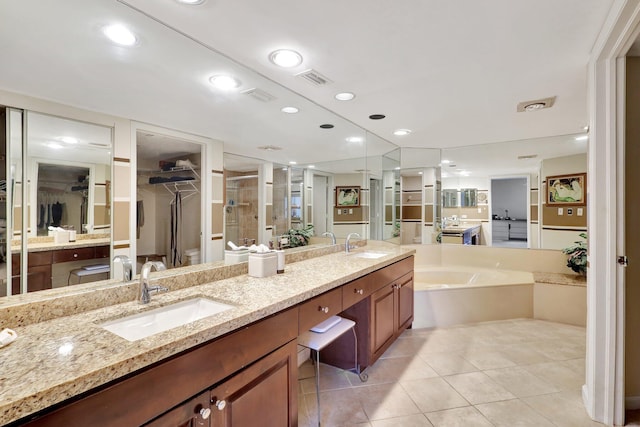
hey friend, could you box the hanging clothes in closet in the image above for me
[170,191,183,267]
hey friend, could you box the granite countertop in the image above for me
[533,271,587,286]
[0,241,414,425]
[11,236,110,253]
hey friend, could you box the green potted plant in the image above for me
[284,224,315,248]
[562,232,588,275]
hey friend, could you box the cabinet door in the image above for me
[396,272,414,333]
[371,284,396,360]
[210,341,297,427]
[144,391,210,427]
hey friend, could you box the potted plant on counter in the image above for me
[285,224,315,248]
[562,232,588,275]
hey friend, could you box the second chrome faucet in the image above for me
[139,261,168,304]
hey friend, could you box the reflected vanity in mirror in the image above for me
[1,110,112,296]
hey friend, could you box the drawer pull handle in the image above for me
[212,399,226,411]
[354,289,364,295]
[200,408,212,419]
[319,306,329,314]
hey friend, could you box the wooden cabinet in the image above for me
[10,244,109,294]
[21,309,298,427]
[298,287,342,333]
[145,391,211,427]
[210,341,297,427]
[321,256,414,371]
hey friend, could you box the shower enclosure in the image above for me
[224,172,258,246]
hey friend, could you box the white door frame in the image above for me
[587,1,640,424]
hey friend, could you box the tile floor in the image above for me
[298,318,604,427]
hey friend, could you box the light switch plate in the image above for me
[558,208,563,215]
[577,208,584,216]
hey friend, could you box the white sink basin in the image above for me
[351,251,389,259]
[101,298,233,341]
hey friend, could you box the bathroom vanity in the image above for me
[441,224,481,245]
[0,243,414,426]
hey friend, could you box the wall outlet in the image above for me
[558,207,563,215]
[567,208,573,215]
[577,208,584,216]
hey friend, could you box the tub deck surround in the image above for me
[533,271,587,286]
[0,242,413,425]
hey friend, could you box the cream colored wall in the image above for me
[625,57,640,400]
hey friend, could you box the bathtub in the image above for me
[412,266,535,328]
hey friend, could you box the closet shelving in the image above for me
[140,165,200,201]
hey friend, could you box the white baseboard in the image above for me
[626,395,640,410]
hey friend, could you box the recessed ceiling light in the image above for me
[346,136,364,143]
[441,160,451,164]
[369,114,386,120]
[289,161,297,165]
[47,142,63,149]
[59,136,78,144]
[575,135,589,141]
[209,75,241,90]
[269,49,303,68]
[517,96,556,112]
[103,24,137,46]
[176,0,205,4]
[308,165,316,169]
[393,129,412,136]
[320,124,334,129]
[418,172,423,175]
[281,106,299,114]
[335,92,355,101]
[394,167,401,170]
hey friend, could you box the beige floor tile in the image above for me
[425,406,494,427]
[459,350,517,370]
[371,414,433,426]
[303,388,368,426]
[418,352,479,376]
[381,336,429,358]
[523,391,604,427]
[356,383,422,421]
[400,377,469,413]
[521,360,585,391]
[496,342,552,365]
[476,399,555,427]
[529,339,585,361]
[444,371,515,405]
[484,366,559,397]
[348,356,439,385]
[299,362,353,394]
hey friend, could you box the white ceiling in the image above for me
[0,0,614,167]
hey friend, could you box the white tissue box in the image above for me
[225,249,249,264]
[248,252,278,278]
[54,230,70,244]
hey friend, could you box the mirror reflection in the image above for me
[439,133,588,249]
[2,111,112,296]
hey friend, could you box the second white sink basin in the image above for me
[352,251,389,259]
[101,298,233,341]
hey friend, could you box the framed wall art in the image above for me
[546,173,586,206]
[335,186,360,207]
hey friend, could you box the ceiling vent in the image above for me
[257,145,283,151]
[240,88,276,102]
[517,96,556,112]
[295,69,333,86]
[517,154,538,160]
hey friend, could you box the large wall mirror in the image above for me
[2,109,112,296]
[439,133,587,250]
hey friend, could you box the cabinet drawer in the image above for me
[299,287,343,333]
[28,251,53,267]
[343,274,376,308]
[94,245,110,259]
[53,247,96,263]
[369,256,414,290]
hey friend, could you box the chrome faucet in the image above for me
[345,233,361,253]
[322,231,336,245]
[139,261,168,304]
[112,255,132,282]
